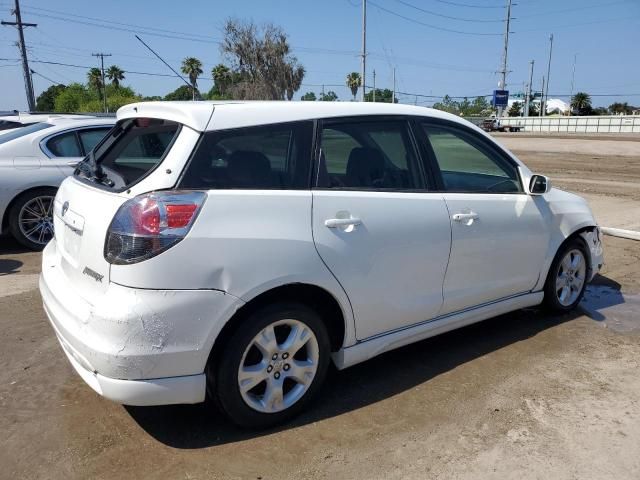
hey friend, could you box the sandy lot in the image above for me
[1,134,639,480]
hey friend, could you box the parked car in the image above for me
[0,117,115,249]
[0,112,103,132]
[40,101,603,428]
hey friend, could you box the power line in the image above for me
[368,0,502,35]
[30,67,61,85]
[432,0,505,9]
[394,0,504,23]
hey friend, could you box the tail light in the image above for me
[105,191,206,265]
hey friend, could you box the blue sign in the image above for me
[492,89,509,107]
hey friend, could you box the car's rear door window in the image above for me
[317,119,422,190]
[179,121,313,189]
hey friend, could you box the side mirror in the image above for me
[529,174,551,195]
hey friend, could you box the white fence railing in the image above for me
[499,115,640,133]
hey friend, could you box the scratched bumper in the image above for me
[40,241,243,394]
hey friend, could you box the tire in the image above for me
[543,238,590,312]
[210,302,331,429]
[8,188,57,251]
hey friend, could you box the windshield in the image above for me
[0,122,52,145]
[75,118,180,190]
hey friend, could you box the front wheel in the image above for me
[211,303,331,429]
[543,239,589,312]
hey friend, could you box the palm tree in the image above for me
[211,64,231,96]
[571,92,592,115]
[87,67,103,95]
[181,57,203,100]
[106,65,125,88]
[285,65,305,101]
[346,72,361,101]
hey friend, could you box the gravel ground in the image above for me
[1,134,639,480]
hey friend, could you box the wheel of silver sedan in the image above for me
[238,319,320,414]
[555,248,586,306]
[18,195,55,246]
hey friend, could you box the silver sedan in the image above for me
[0,117,114,249]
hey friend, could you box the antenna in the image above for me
[135,35,191,89]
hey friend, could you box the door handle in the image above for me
[325,217,362,228]
[452,212,479,222]
[66,160,80,167]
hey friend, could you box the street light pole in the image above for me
[361,0,367,102]
[569,53,577,116]
[1,0,37,111]
[543,33,553,117]
[92,52,112,113]
[497,0,513,119]
[524,60,534,117]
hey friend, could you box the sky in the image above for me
[1,0,639,111]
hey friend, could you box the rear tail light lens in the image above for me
[105,191,206,265]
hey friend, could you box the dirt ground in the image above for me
[1,134,639,480]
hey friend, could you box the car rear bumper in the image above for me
[40,240,244,405]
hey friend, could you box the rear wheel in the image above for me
[211,302,330,429]
[543,239,589,312]
[8,188,56,250]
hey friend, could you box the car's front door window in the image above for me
[422,124,521,193]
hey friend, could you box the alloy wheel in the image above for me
[238,319,320,414]
[555,248,586,306]
[18,195,55,246]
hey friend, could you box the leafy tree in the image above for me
[285,65,305,101]
[364,88,397,103]
[300,91,316,101]
[346,72,361,101]
[432,95,459,114]
[221,18,305,100]
[164,85,194,101]
[593,107,609,115]
[54,83,92,111]
[471,96,490,115]
[35,84,67,111]
[181,57,203,100]
[211,64,231,96]
[141,95,163,101]
[609,102,632,115]
[571,92,593,115]
[319,90,338,101]
[508,101,522,117]
[87,68,103,97]
[106,65,125,88]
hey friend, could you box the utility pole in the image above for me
[524,60,534,117]
[372,69,376,102]
[497,0,513,119]
[92,52,112,113]
[361,0,367,102]
[568,53,577,116]
[392,67,396,104]
[543,33,553,116]
[2,0,37,111]
[539,75,545,117]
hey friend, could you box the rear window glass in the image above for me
[46,131,82,157]
[179,121,312,190]
[0,122,52,145]
[91,118,180,189]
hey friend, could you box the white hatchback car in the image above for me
[0,117,114,249]
[40,101,603,428]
